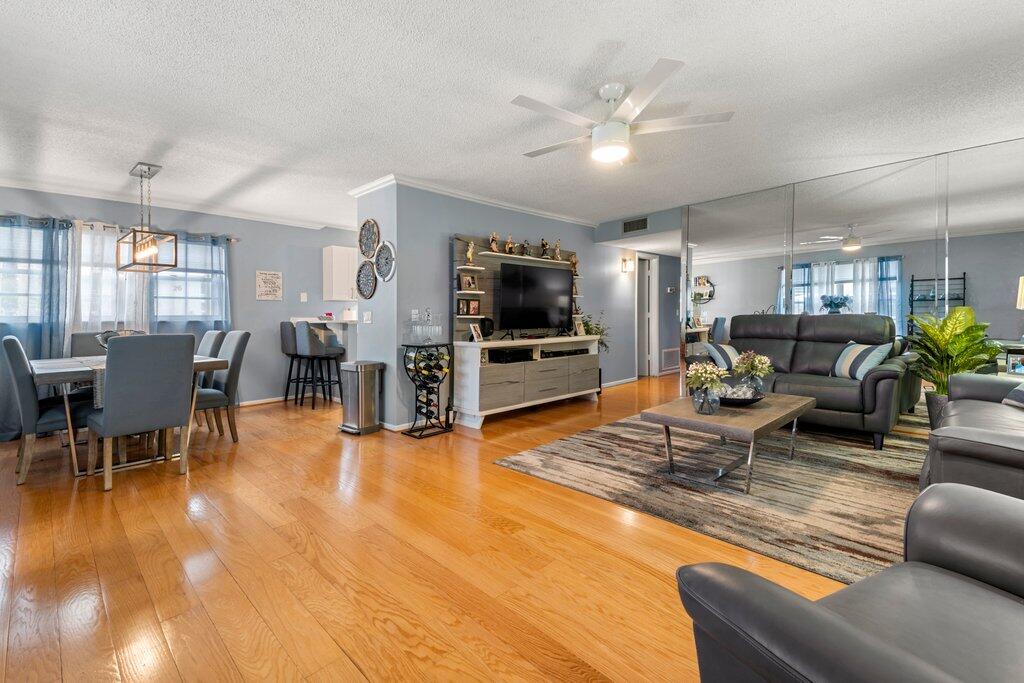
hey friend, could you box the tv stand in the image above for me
[499,329,515,340]
[453,335,601,429]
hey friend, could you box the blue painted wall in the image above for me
[0,185,356,404]
[355,182,638,428]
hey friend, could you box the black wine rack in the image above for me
[402,343,454,438]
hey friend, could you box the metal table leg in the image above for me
[663,425,675,473]
[744,440,756,494]
[788,418,799,460]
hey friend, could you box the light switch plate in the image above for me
[411,308,419,322]
[362,310,372,323]
[299,292,308,303]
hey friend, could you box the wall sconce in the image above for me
[621,257,635,274]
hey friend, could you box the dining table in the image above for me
[29,354,229,477]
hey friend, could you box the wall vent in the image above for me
[623,217,648,233]
[661,347,680,370]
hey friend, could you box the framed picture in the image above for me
[457,299,469,315]
[460,274,477,290]
[573,318,586,336]
[255,271,283,300]
[469,323,483,341]
[1007,350,1024,375]
[467,299,480,315]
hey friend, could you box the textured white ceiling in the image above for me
[2,1,1024,230]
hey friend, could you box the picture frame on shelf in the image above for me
[467,299,480,315]
[457,299,469,315]
[469,323,483,341]
[460,274,477,290]
[573,318,586,336]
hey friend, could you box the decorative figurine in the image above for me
[520,239,530,256]
[569,253,580,276]
[489,231,500,252]
[505,233,515,254]
[465,240,475,265]
[554,239,562,261]
[540,238,551,259]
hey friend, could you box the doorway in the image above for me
[636,256,660,377]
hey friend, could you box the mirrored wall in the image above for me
[681,136,1024,368]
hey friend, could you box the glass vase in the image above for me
[692,387,721,415]
[739,373,765,395]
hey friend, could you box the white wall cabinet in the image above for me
[323,246,359,301]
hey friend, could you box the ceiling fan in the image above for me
[511,58,734,164]
[799,224,863,251]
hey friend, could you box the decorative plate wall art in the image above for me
[374,240,397,281]
[356,260,377,299]
[358,219,380,258]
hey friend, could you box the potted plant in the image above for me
[733,351,773,395]
[685,361,729,415]
[820,294,853,314]
[581,312,610,353]
[907,306,1000,429]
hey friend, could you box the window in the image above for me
[151,235,230,328]
[0,223,47,320]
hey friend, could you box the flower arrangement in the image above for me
[820,294,853,313]
[685,361,728,392]
[733,351,773,378]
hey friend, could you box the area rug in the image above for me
[496,413,929,584]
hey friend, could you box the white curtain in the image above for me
[809,261,836,312]
[849,258,878,314]
[71,221,150,337]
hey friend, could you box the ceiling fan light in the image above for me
[591,121,631,163]
[841,235,862,251]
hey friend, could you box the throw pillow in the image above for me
[831,341,894,380]
[1003,382,1024,408]
[706,343,740,370]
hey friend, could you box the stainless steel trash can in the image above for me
[338,361,384,434]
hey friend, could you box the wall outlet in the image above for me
[362,310,372,324]
[411,308,419,322]
[299,292,308,303]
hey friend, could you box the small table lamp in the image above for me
[1017,277,1024,340]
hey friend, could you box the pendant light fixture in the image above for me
[117,162,177,272]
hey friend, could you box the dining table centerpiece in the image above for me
[733,350,773,395]
[686,361,728,415]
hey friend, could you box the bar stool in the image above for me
[280,321,302,402]
[294,321,344,409]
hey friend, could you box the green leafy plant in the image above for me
[581,312,610,353]
[907,306,1000,395]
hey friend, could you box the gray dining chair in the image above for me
[3,336,96,484]
[194,330,251,442]
[86,334,195,490]
[295,321,344,409]
[70,331,107,357]
[194,329,226,430]
[710,317,727,344]
[185,320,205,350]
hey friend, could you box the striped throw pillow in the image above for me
[831,342,894,380]
[706,343,740,370]
[1003,382,1024,408]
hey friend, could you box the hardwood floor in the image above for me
[0,376,841,681]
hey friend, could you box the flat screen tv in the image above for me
[498,263,573,330]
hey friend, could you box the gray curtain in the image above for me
[0,215,72,440]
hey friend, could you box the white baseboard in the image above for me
[383,421,413,432]
[659,367,680,376]
[601,376,638,388]
[239,394,342,407]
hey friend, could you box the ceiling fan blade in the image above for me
[631,111,734,136]
[522,135,590,158]
[612,58,685,123]
[511,95,597,129]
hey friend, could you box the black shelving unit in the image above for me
[401,342,454,439]
[908,272,966,334]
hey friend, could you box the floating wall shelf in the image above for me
[457,264,486,271]
[456,290,485,295]
[478,251,573,267]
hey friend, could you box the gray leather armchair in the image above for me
[677,483,1024,682]
[921,372,1024,499]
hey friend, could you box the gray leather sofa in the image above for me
[922,373,1024,499]
[677,483,1024,682]
[727,314,907,449]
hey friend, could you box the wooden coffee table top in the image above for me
[640,393,816,441]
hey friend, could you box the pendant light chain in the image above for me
[146,174,152,231]
[139,173,144,230]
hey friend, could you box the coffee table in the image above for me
[640,393,816,493]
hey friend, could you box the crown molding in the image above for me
[0,178,355,232]
[348,173,598,228]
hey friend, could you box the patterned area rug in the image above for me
[496,410,929,584]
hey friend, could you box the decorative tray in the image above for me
[719,392,766,407]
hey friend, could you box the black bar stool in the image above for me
[294,321,345,409]
[280,321,301,402]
